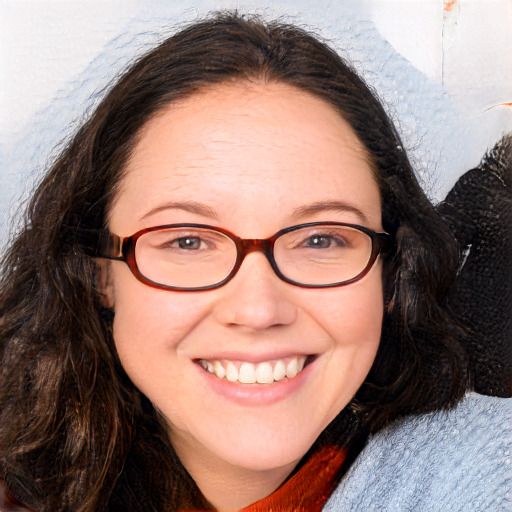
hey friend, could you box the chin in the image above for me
[202,419,326,472]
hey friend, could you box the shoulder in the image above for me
[324,393,512,511]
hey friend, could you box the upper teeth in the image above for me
[199,356,307,384]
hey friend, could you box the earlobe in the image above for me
[95,259,115,309]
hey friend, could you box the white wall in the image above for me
[1,0,511,244]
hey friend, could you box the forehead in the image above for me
[110,81,381,233]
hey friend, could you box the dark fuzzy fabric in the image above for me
[438,134,512,397]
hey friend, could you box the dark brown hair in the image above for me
[0,12,467,511]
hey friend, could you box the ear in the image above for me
[94,259,115,309]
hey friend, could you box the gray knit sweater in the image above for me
[324,393,511,511]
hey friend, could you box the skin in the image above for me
[106,81,384,510]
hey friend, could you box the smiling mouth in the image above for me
[197,355,315,384]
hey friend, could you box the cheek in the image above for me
[321,277,383,410]
[109,264,211,372]
[318,276,384,349]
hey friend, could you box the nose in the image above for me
[213,252,298,331]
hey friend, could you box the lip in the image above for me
[194,355,317,406]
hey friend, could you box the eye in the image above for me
[146,231,215,252]
[175,236,204,250]
[303,234,346,249]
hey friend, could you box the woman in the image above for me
[0,12,509,511]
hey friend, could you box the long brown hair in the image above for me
[0,12,467,511]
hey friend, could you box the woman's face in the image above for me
[107,82,383,482]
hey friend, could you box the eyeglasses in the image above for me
[80,222,392,291]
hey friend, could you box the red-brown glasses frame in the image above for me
[79,222,392,291]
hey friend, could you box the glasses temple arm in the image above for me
[75,228,124,260]
[375,232,393,254]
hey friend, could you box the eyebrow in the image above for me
[139,201,219,221]
[292,201,368,223]
[139,200,368,223]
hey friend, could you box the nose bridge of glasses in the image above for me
[235,238,279,279]
[240,238,273,257]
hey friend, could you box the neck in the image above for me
[195,459,298,511]
[172,435,299,511]
[187,443,349,512]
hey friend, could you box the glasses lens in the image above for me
[135,227,237,289]
[274,224,373,286]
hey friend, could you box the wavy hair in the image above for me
[0,12,468,511]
